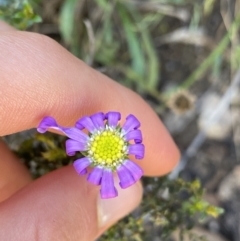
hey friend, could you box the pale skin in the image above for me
[0,21,180,241]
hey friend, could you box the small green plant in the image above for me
[0,0,41,29]
[99,178,223,241]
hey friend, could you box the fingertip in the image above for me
[0,165,142,241]
[97,178,142,229]
[145,121,180,176]
[0,140,32,202]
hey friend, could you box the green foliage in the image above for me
[203,0,216,16]
[59,0,160,91]
[16,132,74,178]
[57,0,240,106]
[118,4,146,78]
[59,0,82,57]
[99,178,223,240]
[180,13,240,90]
[0,0,41,29]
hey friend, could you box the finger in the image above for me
[0,20,30,202]
[0,166,142,241]
[0,30,180,176]
[0,20,15,31]
[0,139,32,202]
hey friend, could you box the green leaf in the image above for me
[59,0,79,46]
[125,4,160,90]
[118,3,145,77]
[0,0,42,30]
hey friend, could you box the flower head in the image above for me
[167,89,195,115]
[37,111,144,199]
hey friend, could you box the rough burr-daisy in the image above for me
[37,111,144,199]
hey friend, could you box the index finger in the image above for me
[0,30,179,176]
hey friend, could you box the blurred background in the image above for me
[1,0,240,240]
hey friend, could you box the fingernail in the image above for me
[97,176,142,228]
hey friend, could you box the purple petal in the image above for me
[123,160,143,181]
[100,170,118,199]
[117,164,136,189]
[128,144,145,159]
[37,116,58,133]
[62,127,89,143]
[105,111,121,128]
[124,129,142,143]
[73,157,91,175]
[122,114,140,134]
[75,116,96,133]
[37,116,89,143]
[80,169,87,175]
[66,139,87,156]
[91,112,105,129]
[87,166,103,185]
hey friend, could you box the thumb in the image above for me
[0,166,142,241]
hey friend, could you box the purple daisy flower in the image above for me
[37,111,144,199]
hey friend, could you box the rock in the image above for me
[198,93,232,140]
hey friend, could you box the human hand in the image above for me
[0,21,180,241]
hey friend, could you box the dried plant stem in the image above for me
[163,13,240,100]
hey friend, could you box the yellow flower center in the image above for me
[88,129,127,167]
